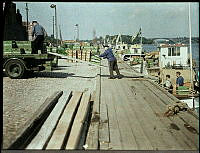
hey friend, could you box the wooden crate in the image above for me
[85,51,91,61]
[77,50,82,60]
[81,50,87,61]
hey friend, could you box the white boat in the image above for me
[180,97,199,114]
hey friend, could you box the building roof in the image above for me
[160,43,188,48]
[63,40,76,43]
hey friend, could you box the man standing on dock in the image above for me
[99,45,123,79]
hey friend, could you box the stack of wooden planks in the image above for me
[26,91,91,150]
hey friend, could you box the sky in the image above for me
[14,2,199,40]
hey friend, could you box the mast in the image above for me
[140,27,142,47]
[188,2,193,90]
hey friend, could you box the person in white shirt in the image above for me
[163,75,173,93]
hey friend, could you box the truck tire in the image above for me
[5,59,25,79]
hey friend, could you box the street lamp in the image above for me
[25,3,29,39]
[75,24,79,41]
[52,16,54,38]
[50,4,58,46]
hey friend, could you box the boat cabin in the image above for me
[158,44,189,68]
[129,44,143,55]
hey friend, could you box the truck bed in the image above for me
[3,53,56,60]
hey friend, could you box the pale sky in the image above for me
[15,2,199,40]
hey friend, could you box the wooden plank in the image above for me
[102,80,123,150]
[113,80,154,150]
[127,80,188,149]
[45,91,83,149]
[121,80,182,149]
[65,92,91,149]
[8,91,63,149]
[107,80,143,150]
[99,60,124,150]
[99,99,109,150]
[142,80,198,149]
[85,62,101,150]
[26,91,72,149]
[98,61,110,150]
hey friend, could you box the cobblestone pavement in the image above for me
[3,59,99,149]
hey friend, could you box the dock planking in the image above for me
[85,64,101,150]
[142,80,199,148]
[99,98,109,150]
[125,80,188,149]
[114,80,154,150]
[140,80,198,149]
[100,65,123,150]
[24,56,198,150]
[92,59,199,150]
[116,80,170,150]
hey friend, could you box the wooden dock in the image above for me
[9,57,198,150]
[85,59,199,150]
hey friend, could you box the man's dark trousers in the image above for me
[108,59,120,77]
[32,35,44,54]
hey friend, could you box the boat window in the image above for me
[134,48,138,54]
[168,48,172,56]
[172,47,176,56]
[176,47,180,56]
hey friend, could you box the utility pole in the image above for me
[25,3,29,39]
[188,3,193,91]
[59,25,62,44]
[52,16,54,38]
[50,4,58,46]
[75,24,79,41]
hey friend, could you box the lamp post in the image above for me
[75,24,79,41]
[25,3,29,39]
[50,4,58,47]
[50,4,58,66]
[52,16,54,38]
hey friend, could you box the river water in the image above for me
[143,43,199,67]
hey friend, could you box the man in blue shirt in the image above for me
[99,45,123,79]
[31,21,46,54]
[176,71,184,87]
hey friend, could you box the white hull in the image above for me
[180,97,199,113]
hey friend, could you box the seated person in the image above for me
[163,74,173,93]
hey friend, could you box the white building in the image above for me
[158,44,189,68]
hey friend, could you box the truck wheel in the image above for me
[5,60,25,79]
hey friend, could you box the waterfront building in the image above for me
[158,43,189,68]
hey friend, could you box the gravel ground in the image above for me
[3,59,99,149]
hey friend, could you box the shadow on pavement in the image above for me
[33,72,75,78]
[3,71,96,79]
[100,74,143,78]
[32,72,96,79]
